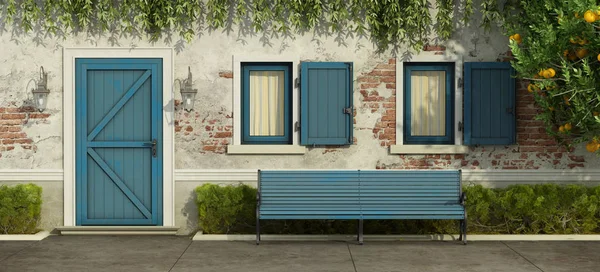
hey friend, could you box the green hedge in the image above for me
[0,184,43,234]
[195,183,600,235]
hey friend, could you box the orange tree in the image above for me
[501,0,600,153]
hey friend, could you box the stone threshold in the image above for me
[56,226,179,236]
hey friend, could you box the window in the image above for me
[241,63,293,144]
[404,63,454,145]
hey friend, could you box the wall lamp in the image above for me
[180,67,198,112]
[32,66,50,112]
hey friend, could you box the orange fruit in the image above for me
[597,53,600,62]
[509,34,522,44]
[575,12,581,18]
[547,68,556,77]
[568,52,578,61]
[594,111,599,116]
[586,141,599,153]
[538,69,544,77]
[579,39,590,45]
[584,10,597,22]
[527,84,537,93]
[542,69,553,79]
[565,123,572,131]
[559,126,566,133]
[564,95,571,105]
[564,50,570,57]
[570,37,578,44]
[576,48,589,58]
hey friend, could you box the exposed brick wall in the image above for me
[174,97,233,154]
[358,58,397,147]
[0,105,50,157]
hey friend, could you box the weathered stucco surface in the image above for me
[1,12,599,235]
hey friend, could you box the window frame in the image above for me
[229,55,306,155]
[390,53,468,154]
[403,63,454,145]
[241,63,293,145]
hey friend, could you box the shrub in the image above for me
[0,184,43,234]
[195,183,600,235]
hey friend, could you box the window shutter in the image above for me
[464,62,516,145]
[300,62,353,145]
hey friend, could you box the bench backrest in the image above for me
[258,170,361,219]
[358,170,461,205]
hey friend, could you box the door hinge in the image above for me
[458,77,464,88]
[294,121,300,132]
[343,107,353,115]
[458,121,464,132]
[295,77,300,88]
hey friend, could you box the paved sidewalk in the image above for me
[1,236,599,272]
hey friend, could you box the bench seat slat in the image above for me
[262,193,457,197]
[261,205,463,210]
[260,215,363,220]
[362,215,464,220]
[263,187,459,192]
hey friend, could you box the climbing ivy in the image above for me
[0,0,493,51]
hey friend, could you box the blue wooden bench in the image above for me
[256,170,466,245]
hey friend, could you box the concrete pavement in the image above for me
[1,236,598,272]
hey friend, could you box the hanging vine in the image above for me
[0,0,491,51]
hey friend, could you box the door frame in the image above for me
[63,48,175,227]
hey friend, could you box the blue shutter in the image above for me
[300,62,353,145]
[464,62,515,145]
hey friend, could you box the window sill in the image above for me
[389,145,469,154]
[227,145,307,155]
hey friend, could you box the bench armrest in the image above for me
[459,192,466,206]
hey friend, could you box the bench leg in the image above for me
[256,209,260,245]
[358,219,364,245]
[462,219,467,245]
[458,220,463,241]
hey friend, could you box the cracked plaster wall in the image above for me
[1,9,599,235]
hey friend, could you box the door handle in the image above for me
[152,139,157,158]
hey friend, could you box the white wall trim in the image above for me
[390,145,469,154]
[172,169,600,183]
[227,145,306,155]
[461,169,600,183]
[4,169,600,184]
[230,55,301,149]
[175,169,258,182]
[0,169,63,181]
[62,47,175,227]
[394,53,463,148]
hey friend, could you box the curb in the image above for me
[192,233,600,242]
[0,231,50,241]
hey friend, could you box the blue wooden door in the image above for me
[75,58,163,226]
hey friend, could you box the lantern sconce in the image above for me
[31,66,50,112]
[180,67,198,112]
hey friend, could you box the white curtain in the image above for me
[410,71,446,136]
[249,71,285,136]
